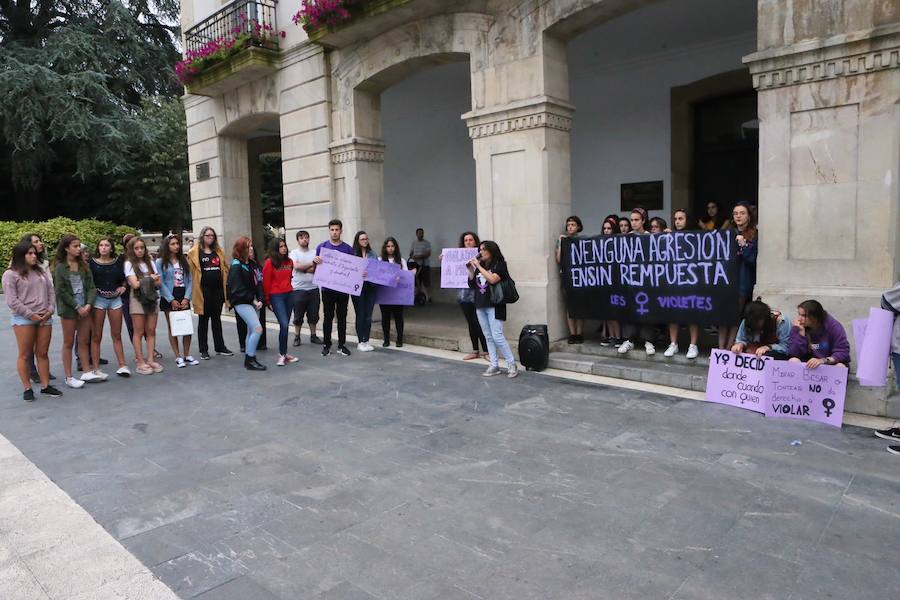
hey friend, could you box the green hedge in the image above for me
[0,217,139,271]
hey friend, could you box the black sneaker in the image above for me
[216,348,234,357]
[874,428,900,441]
[337,345,351,356]
[599,336,611,347]
[23,389,35,402]
[567,335,577,345]
[99,358,109,365]
[321,345,331,357]
[30,372,40,383]
[310,335,322,345]
[200,352,211,360]
[293,334,301,347]
[40,385,63,397]
[888,446,900,455]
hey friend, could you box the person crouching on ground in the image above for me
[787,300,850,369]
[731,299,790,359]
[467,240,518,379]
[228,237,267,371]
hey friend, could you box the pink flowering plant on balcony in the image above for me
[177,13,285,84]
[292,0,365,32]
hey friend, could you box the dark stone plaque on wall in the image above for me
[196,162,210,181]
[621,180,663,211]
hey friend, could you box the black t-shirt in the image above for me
[90,256,126,297]
[200,251,223,288]
[470,260,509,320]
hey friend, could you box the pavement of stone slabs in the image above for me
[0,303,899,599]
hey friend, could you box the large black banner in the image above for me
[561,230,740,326]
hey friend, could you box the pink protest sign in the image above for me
[705,350,769,414]
[855,307,893,386]
[312,248,366,296]
[440,248,478,289]
[375,270,414,306]
[764,360,847,428]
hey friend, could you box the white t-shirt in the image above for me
[380,256,408,270]
[289,247,317,291]
[124,260,152,279]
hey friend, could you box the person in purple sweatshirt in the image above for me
[313,219,355,357]
[788,300,850,368]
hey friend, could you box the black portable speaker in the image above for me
[519,324,549,371]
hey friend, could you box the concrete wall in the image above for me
[381,62,476,257]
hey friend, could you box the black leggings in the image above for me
[322,288,349,347]
[460,302,487,353]
[380,305,404,343]
[198,285,226,353]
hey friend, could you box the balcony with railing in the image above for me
[180,0,282,96]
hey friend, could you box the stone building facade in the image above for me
[182,0,900,410]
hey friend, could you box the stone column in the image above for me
[329,137,387,244]
[464,97,575,340]
[745,7,900,414]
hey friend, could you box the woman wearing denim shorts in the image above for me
[90,237,131,377]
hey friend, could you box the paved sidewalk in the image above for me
[1,303,899,599]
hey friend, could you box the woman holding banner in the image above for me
[379,237,409,347]
[599,217,623,347]
[468,241,518,378]
[718,202,758,349]
[556,216,584,345]
[618,208,658,357]
[664,209,701,360]
[450,232,488,360]
[352,231,378,352]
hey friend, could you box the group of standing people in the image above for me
[556,202,758,360]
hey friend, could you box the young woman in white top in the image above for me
[124,237,162,375]
[378,237,409,347]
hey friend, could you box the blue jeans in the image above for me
[270,292,293,355]
[476,306,516,368]
[893,353,900,388]
[234,303,262,357]
[351,286,377,343]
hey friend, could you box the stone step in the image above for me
[551,339,712,367]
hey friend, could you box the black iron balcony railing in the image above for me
[184,0,278,56]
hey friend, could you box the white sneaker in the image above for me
[360,342,374,352]
[686,344,699,360]
[65,376,84,389]
[276,355,286,367]
[116,365,131,377]
[184,356,200,366]
[645,342,656,356]
[176,357,186,368]
[284,355,299,364]
[482,366,501,377]
[507,364,518,379]
[80,371,102,383]
[357,342,367,351]
[664,343,678,358]
[617,340,634,354]
[93,370,109,381]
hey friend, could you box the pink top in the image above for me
[3,269,56,318]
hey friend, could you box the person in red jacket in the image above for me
[263,238,298,366]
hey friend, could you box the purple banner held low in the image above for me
[375,270,414,306]
[764,360,847,428]
[312,248,366,296]
[704,350,769,414]
[440,248,479,289]
[856,307,893,387]
[364,259,401,287]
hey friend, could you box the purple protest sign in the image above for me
[852,318,867,365]
[364,259,401,287]
[704,350,769,414]
[312,248,366,296]
[856,307,893,387]
[441,248,478,289]
[764,360,847,428]
[375,270,414,306]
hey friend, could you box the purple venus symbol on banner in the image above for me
[635,292,649,315]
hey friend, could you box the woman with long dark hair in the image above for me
[731,299,790,359]
[90,237,130,377]
[617,217,632,234]
[467,240,517,378]
[4,241,61,401]
[352,231,378,352]
[156,234,197,368]
[788,300,850,368]
[235,243,268,353]
[263,238,298,366]
[378,236,409,347]
[443,231,487,359]
[227,237,266,371]
[125,237,162,375]
[719,201,758,349]
[664,209,701,360]
[187,226,232,360]
[618,208,657,356]
[18,233,55,382]
[53,234,99,388]
[698,201,729,231]
[556,215,584,344]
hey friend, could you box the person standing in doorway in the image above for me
[4,241,61,401]
[718,202,758,349]
[378,236,409,348]
[90,237,131,377]
[289,230,321,346]
[409,227,432,303]
[467,240,518,378]
[556,215,584,344]
[187,226,233,360]
[314,219,354,357]
[157,234,198,368]
[263,238,298,366]
[352,231,377,352]
[53,235,100,388]
[228,237,267,371]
